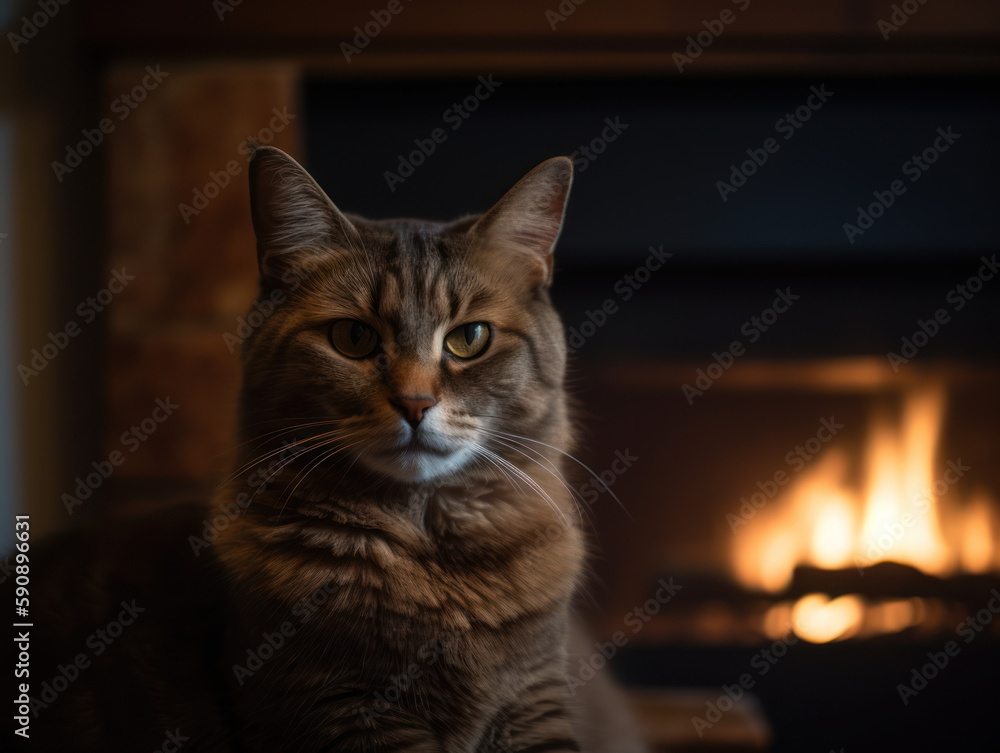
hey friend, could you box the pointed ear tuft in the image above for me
[467,156,573,287]
[247,146,359,281]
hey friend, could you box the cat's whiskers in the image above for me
[294,435,368,502]
[227,433,362,557]
[469,445,529,496]
[223,426,354,488]
[478,430,579,499]
[210,416,341,474]
[275,436,368,520]
[238,415,348,433]
[480,433,591,531]
[234,418,347,453]
[235,431,356,524]
[483,427,632,520]
[470,443,569,527]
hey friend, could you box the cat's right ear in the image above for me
[247,144,360,282]
[467,156,573,289]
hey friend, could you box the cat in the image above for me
[21,146,646,752]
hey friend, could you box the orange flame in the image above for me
[732,385,998,643]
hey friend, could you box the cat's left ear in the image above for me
[467,157,573,288]
[247,144,360,282]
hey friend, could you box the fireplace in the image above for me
[553,256,1000,751]
[304,73,1000,750]
[572,358,1000,752]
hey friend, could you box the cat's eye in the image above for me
[444,322,491,359]
[329,319,379,359]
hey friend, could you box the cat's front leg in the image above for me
[237,700,446,753]
[490,676,580,753]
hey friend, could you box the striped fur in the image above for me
[214,147,589,751]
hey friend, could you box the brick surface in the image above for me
[106,63,300,480]
[107,329,242,481]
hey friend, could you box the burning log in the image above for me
[788,562,1000,602]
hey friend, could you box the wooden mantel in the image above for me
[82,0,1000,75]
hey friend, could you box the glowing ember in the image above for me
[732,385,998,642]
[790,593,864,643]
[763,595,928,643]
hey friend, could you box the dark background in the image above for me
[4,1,1000,751]
[307,74,1000,362]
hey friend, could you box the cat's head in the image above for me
[236,146,574,488]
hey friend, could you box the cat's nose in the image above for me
[390,395,437,429]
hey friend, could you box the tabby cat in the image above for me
[23,147,646,752]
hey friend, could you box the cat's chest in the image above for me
[323,517,580,628]
[227,488,584,630]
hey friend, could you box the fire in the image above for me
[762,595,926,643]
[790,593,864,643]
[959,493,997,573]
[732,385,999,642]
